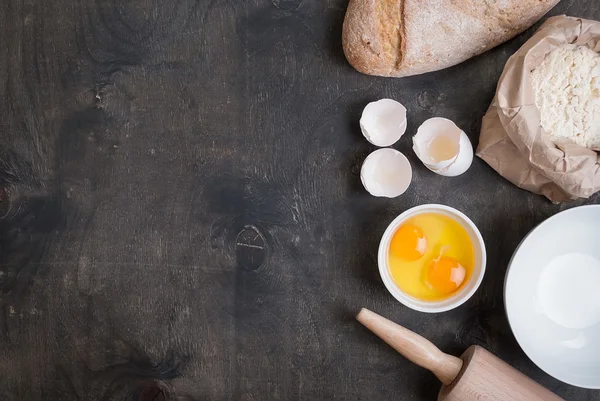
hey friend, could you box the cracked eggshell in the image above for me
[360,99,407,147]
[360,148,412,198]
[413,117,473,177]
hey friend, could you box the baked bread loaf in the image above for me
[342,0,561,78]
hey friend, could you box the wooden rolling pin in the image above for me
[357,308,564,401]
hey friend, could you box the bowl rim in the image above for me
[504,204,600,390]
[377,204,487,313]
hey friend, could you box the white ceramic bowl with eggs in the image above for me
[505,205,600,389]
[378,204,487,313]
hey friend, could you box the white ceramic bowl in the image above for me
[378,204,486,313]
[505,205,600,389]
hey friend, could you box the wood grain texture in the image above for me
[0,0,599,400]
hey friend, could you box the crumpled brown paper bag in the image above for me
[477,16,600,202]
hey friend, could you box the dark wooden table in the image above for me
[1,0,600,400]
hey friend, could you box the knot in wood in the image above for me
[137,382,166,401]
[271,0,302,11]
[0,187,11,219]
[416,89,441,111]
[236,225,267,271]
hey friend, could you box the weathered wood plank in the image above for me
[1,0,599,400]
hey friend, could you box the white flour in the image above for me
[532,44,600,149]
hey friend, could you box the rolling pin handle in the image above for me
[356,308,463,386]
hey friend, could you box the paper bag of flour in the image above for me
[477,16,600,202]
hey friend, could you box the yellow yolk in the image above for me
[389,224,427,261]
[388,212,475,301]
[426,256,466,295]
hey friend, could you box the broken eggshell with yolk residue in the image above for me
[360,148,412,198]
[413,117,473,177]
[360,99,408,147]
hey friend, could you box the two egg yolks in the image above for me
[388,214,474,301]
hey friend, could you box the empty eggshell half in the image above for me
[413,117,473,177]
[360,99,407,147]
[361,148,412,198]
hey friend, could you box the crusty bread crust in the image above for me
[342,0,561,77]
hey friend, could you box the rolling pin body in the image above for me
[440,345,563,401]
[357,309,564,401]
